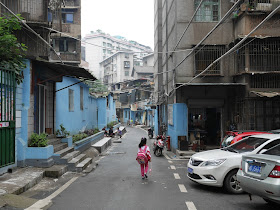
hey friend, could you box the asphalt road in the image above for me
[49,127,275,210]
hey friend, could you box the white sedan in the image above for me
[187,134,280,194]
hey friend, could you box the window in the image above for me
[59,39,68,52]
[62,13,74,23]
[48,11,52,22]
[264,143,280,156]
[195,45,225,75]
[69,89,74,111]
[124,61,130,68]
[125,71,129,76]
[194,0,220,22]
[103,42,106,47]
[103,49,106,53]
[125,53,129,58]
[80,87,83,110]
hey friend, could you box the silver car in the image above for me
[237,143,280,205]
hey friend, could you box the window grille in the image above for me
[195,45,225,75]
[237,38,280,73]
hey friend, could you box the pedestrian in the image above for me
[102,126,108,136]
[109,127,114,137]
[136,137,151,179]
[117,127,122,138]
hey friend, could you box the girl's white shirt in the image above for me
[138,145,150,153]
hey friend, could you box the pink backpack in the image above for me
[136,145,148,164]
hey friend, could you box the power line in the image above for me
[167,5,280,98]
[0,1,64,64]
[172,0,205,52]
[154,0,242,78]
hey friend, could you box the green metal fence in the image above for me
[0,68,16,168]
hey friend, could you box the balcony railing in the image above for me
[247,0,280,12]
[50,51,80,62]
[0,0,48,22]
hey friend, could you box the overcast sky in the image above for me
[81,0,154,49]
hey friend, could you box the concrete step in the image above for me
[60,150,80,164]
[53,143,68,153]
[55,147,74,158]
[0,168,44,195]
[68,154,87,171]
[83,162,98,174]
[47,138,61,146]
[44,165,68,178]
[76,158,92,172]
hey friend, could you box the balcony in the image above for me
[50,51,80,64]
[0,0,48,23]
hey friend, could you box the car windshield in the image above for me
[226,137,269,153]
[264,144,280,156]
[221,135,234,147]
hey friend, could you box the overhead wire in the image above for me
[154,0,242,78]
[0,1,64,64]
[166,5,280,98]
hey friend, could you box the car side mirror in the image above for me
[259,149,268,154]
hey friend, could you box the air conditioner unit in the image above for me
[256,3,272,11]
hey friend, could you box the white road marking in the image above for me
[178,184,187,193]
[174,173,181,179]
[168,160,173,164]
[163,153,171,160]
[170,165,176,170]
[26,176,79,210]
[185,202,197,210]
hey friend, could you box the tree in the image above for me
[88,80,108,94]
[0,15,27,84]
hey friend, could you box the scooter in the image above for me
[148,128,153,139]
[153,135,165,157]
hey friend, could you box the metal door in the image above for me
[0,68,16,168]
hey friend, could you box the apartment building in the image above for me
[100,51,134,87]
[49,0,81,65]
[83,30,153,79]
[154,0,280,149]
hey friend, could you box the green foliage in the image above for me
[56,124,70,138]
[29,133,48,147]
[107,121,118,128]
[72,133,88,143]
[0,15,27,84]
[84,128,100,136]
[88,80,108,94]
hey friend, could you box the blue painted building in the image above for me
[0,59,97,174]
[56,76,97,134]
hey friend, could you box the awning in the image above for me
[33,59,96,81]
[251,91,280,98]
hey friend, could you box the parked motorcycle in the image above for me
[153,135,165,157]
[148,128,153,139]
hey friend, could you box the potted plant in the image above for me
[28,133,48,147]
[56,124,70,138]
[56,124,72,147]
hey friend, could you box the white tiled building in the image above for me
[83,30,153,79]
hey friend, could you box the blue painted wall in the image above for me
[97,97,106,129]
[56,76,91,134]
[107,94,117,124]
[15,60,31,168]
[154,108,159,136]
[167,103,188,150]
[123,108,130,124]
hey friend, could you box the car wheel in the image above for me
[224,170,243,194]
[263,198,278,206]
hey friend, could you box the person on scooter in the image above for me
[148,127,153,139]
[137,137,151,179]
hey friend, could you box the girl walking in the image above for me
[136,137,151,179]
